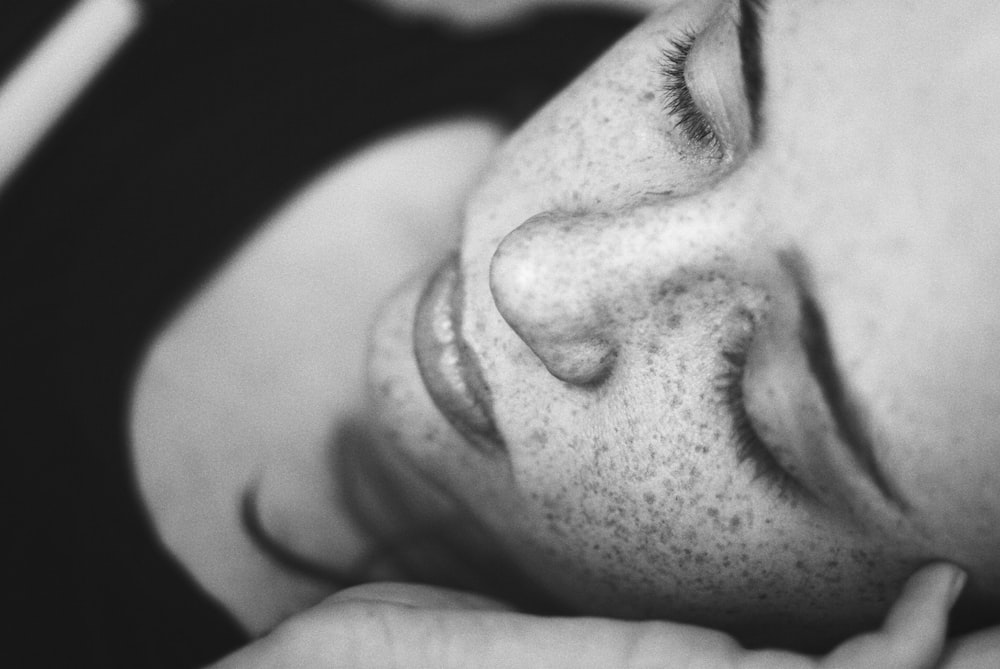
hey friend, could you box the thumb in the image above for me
[821,562,967,669]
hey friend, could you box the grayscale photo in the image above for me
[4,0,998,667]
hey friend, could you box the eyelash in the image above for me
[717,346,799,499]
[660,31,724,156]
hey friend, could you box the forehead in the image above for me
[755,0,1000,500]
[764,0,1000,172]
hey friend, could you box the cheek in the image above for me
[459,15,710,238]
[490,345,760,615]
[476,319,919,643]
[488,408,907,644]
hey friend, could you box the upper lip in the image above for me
[413,254,505,455]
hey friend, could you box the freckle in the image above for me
[667,313,683,329]
[728,516,741,531]
[656,282,690,301]
[643,492,656,505]
[641,91,655,102]
[707,507,719,518]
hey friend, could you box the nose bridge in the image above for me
[489,191,761,385]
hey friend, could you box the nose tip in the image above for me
[489,214,618,385]
[487,188,763,386]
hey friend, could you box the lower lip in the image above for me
[413,254,505,455]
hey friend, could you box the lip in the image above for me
[413,253,505,455]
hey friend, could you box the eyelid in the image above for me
[685,13,753,157]
[661,31,724,157]
[738,326,834,508]
[719,340,805,501]
[737,275,907,523]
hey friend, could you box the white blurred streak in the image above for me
[358,0,657,28]
[0,0,142,193]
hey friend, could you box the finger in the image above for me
[211,583,746,669]
[328,582,517,611]
[206,586,514,669]
[939,625,1000,669]
[317,604,746,669]
[821,562,967,669]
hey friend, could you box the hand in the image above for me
[940,624,1000,669]
[209,563,970,669]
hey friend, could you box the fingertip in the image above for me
[904,563,966,616]
[879,563,967,667]
[946,566,968,608]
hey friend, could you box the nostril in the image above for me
[540,339,617,386]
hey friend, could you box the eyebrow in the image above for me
[780,254,910,511]
[738,0,768,140]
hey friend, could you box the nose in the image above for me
[488,194,762,385]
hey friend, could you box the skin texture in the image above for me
[365,0,1000,648]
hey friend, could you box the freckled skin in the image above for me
[367,0,1000,651]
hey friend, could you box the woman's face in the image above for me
[367,0,1000,646]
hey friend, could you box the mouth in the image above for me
[413,253,505,455]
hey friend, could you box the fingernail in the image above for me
[946,566,967,607]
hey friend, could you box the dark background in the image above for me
[1,1,635,666]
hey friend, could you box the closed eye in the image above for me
[660,31,724,157]
[717,341,803,501]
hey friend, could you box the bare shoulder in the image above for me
[129,117,504,632]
